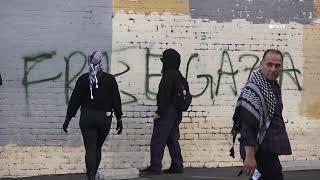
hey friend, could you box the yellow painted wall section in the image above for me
[302,24,320,119]
[113,0,189,15]
[315,0,320,16]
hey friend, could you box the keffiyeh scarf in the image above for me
[230,70,277,157]
[88,51,103,99]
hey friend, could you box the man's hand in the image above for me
[153,112,160,120]
[116,120,123,134]
[243,146,256,176]
[62,120,69,133]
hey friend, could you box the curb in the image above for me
[96,168,139,180]
[282,160,320,171]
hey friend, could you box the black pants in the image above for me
[254,149,284,180]
[150,105,183,170]
[80,108,112,179]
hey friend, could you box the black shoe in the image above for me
[163,167,184,174]
[140,166,161,175]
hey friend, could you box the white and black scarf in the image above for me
[230,70,277,157]
[88,51,103,99]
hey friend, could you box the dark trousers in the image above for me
[150,105,183,170]
[254,149,284,180]
[80,108,112,180]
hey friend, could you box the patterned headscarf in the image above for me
[88,51,103,99]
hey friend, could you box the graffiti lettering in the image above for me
[114,61,138,104]
[239,54,259,80]
[64,51,86,104]
[215,51,238,96]
[21,49,303,106]
[186,53,214,100]
[280,52,302,90]
[22,51,62,105]
[145,49,161,100]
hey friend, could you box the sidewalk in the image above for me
[1,167,320,180]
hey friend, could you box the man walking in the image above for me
[141,48,185,175]
[231,49,292,180]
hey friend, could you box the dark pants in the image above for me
[254,149,284,180]
[80,108,112,180]
[150,105,183,170]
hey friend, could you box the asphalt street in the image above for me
[1,167,320,180]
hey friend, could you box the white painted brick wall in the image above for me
[111,12,320,173]
[1,2,320,178]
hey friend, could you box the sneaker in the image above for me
[163,167,184,174]
[140,166,161,175]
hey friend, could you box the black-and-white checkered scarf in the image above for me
[237,70,276,144]
[88,51,103,99]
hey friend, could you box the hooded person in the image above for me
[161,48,181,73]
[140,48,185,175]
[62,51,123,180]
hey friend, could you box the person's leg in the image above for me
[95,118,112,174]
[165,111,183,172]
[81,128,98,180]
[147,106,177,173]
[255,150,283,180]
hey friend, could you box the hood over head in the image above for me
[161,48,181,72]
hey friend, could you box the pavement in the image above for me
[1,167,320,180]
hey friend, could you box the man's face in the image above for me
[260,52,283,81]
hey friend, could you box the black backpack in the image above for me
[174,76,192,111]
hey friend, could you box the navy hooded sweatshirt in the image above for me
[156,49,183,115]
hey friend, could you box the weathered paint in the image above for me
[1,0,320,178]
[113,0,190,15]
[315,0,320,16]
[302,24,320,119]
[0,0,113,145]
[189,0,314,24]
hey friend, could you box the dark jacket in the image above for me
[66,71,122,122]
[239,81,291,159]
[156,49,181,115]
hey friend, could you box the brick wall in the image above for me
[1,0,320,178]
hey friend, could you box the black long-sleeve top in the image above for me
[239,81,291,159]
[156,70,181,115]
[66,72,122,121]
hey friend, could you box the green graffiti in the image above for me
[120,90,138,105]
[145,49,161,100]
[20,49,303,107]
[215,50,239,96]
[64,51,87,104]
[239,54,260,80]
[185,53,214,99]
[114,61,138,105]
[196,74,214,100]
[22,51,62,105]
[279,52,302,90]
[114,61,130,77]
